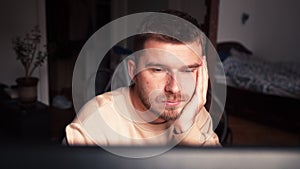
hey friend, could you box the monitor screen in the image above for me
[1,144,299,169]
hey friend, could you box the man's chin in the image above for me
[159,110,182,121]
[159,114,180,121]
[148,105,183,121]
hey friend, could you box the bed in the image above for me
[216,42,300,134]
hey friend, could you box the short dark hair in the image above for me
[133,9,206,53]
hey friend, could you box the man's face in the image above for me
[128,39,203,123]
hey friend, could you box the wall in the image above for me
[0,0,48,104]
[111,0,206,25]
[217,0,300,62]
[168,0,206,25]
[110,0,207,50]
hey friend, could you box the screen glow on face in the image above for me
[128,40,202,122]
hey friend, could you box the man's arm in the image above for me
[65,121,96,145]
[173,107,220,146]
[173,56,208,134]
[172,56,220,146]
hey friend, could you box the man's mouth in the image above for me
[164,100,182,107]
[155,94,189,107]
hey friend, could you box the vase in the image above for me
[16,77,39,104]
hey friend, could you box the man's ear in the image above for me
[127,59,137,82]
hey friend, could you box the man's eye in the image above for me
[150,67,165,73]
[153,68,162,72]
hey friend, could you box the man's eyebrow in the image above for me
[145,63,167,67]
[145,63,201,68]
[186,63,201,68]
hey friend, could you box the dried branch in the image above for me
[12,26,47,78]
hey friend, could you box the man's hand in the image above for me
[173,56,208,134]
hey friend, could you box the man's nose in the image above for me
[164,73,181,94]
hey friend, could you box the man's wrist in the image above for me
[173,120,194,134]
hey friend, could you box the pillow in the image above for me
[217,41,252,61]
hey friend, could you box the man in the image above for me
[65,10,220,146]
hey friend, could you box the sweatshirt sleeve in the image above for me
[65,122,96,145]
[173,108,221,146]
[64,96,108,146]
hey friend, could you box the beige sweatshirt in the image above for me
[65,87,220,146]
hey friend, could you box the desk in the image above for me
[0,94,50,142]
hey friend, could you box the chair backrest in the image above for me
[95,46,132,96]
[95,68,114,95]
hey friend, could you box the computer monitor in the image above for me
[1,144,299,169]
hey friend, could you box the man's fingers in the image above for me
[201,57,208,106]
[195,56,208,108]
[173,57,208,133]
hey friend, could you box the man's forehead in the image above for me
[143,39,202,53]
[137,41,202,66]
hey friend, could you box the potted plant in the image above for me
[12,26,47,104]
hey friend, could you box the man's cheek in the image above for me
[181,81,195,94]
